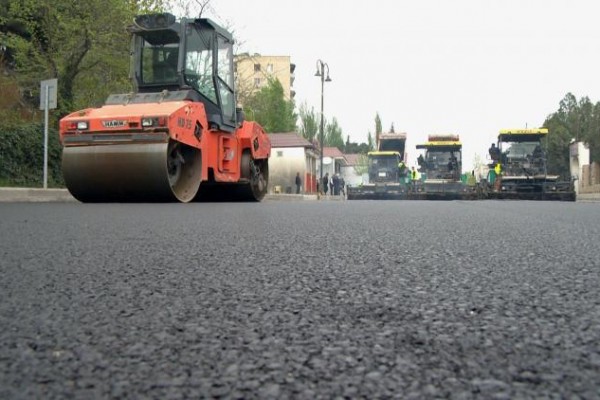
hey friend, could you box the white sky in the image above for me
[206,0,600,170]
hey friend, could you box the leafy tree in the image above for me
[298,102,319,142]
[353,154,369,176]
[587,102,600,162]
[367,131,374,151]
[543,93,600,175]
[325,117,344,148]
[374,112,382,146]
[343,135,370,154]
[243,77,297,133]
[0,0,166,117]
[170,0,212,18]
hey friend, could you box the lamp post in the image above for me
[315,59,331,192]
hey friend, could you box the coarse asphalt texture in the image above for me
[1,200,599,399]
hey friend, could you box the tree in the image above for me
[0,0,166,117]
[587,102,600,162]
[543,93,600,174]
[325,117,344,148]
[374,112,382,147]
[367,131,375,151]
[243,77,297,133]
[353,154,369,176]
[298,102,319,142]
[343,139,371,154]
[169,0,212,18]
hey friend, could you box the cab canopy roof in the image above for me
[416,143,462,150]
[417,134,461,149]
[498,128,548,142]
[368,151,400,156]
[428,134,459,142]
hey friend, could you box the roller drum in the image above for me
[62,141,202,202]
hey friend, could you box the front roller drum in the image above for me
[62,140,202,202]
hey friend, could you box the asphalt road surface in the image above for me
[1,200,599,399]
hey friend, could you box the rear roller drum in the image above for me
[241,151,269,201]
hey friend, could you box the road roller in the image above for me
[59,13,270,202]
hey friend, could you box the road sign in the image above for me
[39,79,57,110]
[40,78,57,189]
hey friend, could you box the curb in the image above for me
[0,187,597,203]
[0,188,338,203]
[0,188,77,203]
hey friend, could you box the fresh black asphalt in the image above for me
[1,200,599,399]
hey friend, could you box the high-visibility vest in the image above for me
[494,163,502,175]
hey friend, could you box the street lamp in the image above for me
[315,59,331,192]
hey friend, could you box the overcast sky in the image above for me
[207,0,600,170]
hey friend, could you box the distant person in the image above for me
[494,162,502,191]
[417,154,426,169]
[447,155,457,171]
[494,162,502,176]
[398,161,407,178]
[489,143,500,162]
[322,173,329,195]
[333,174,340,196]
[295,172,302,194]
[340,177,346,196]
[329,175,334,195]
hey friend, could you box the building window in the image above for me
[276,151,283,157]
[254,78,261,87]
[266,63,273,73]
[254,63,261,72]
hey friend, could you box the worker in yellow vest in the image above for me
[411,166,418,181]
[494,163,502,191]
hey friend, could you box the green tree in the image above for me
[298,102,319,142]
[325,117,344,148]
[353,153,369,176]
[543,93,600,174]
[374,112,382,147]
[0,0,166,117]
[243,77,297,133]
[367,131,374,151]
[587,102,600,162]
[343,137,371,154]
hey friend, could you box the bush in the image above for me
[0,123,64,187]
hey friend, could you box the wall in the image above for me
[269,147,316,194]
[580,162,600,194]
[569,142,591,195]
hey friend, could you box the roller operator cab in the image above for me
[485,128,574,201]
[59,13,270,202]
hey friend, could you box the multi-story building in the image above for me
[234,54,296,102]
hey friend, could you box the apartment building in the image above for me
[234,54,296,102]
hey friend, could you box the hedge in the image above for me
[0,123,64,187]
